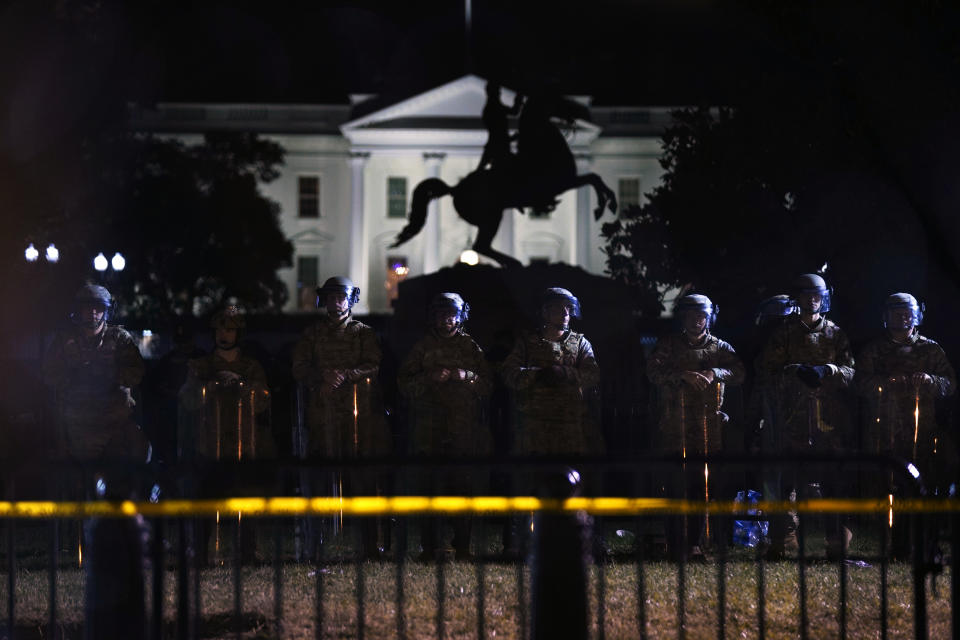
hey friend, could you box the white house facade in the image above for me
[131,75,672,313]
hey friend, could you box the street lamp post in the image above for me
[25,242,59,264]
[93,252,125,272]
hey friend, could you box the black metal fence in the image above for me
[0,453,957,639]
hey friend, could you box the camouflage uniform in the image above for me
[43,325,146,460]
[502,329,602,455]
[757,315,856,451]
[758,313,856,556]
[400,297,492,558]
[291,313,389,457]
[647,333,745,454]
[856,333,956,479]
[179,352,274,460]
[399,330,492,456]
[647,302,744,557]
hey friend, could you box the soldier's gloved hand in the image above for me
[795,365,828,388]
[120,386,136,408]
[680,371,709,391]
[452,369,471,381]
[538,365,565,383]
[216,370,242,385]
[322,369,346,389]
[911,372,934,387]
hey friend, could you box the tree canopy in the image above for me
[34,131,293,325]
[602,4,960,345]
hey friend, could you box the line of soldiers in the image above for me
[647,274,956,560]
[41,272,956,563]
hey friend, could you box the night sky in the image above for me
[3,0,960,338]
[0,0,783,111]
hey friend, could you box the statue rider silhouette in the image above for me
[478,82,523,173]
[389,82,616,268]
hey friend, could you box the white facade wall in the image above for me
[133,77,671,314]
[260,136,664,313]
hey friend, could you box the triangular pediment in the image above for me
[290,228,334,245]
[341,75,599,148]
[343,75,506,131]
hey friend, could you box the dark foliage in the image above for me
[51,131,293,323]
[602,4,960,347]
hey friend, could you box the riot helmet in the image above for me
[540,287,581,319]
[676,294,717,334]
[429,292,469,334]
[72,284,112,330]
[210,306,246,331]
[883,292,924,330]
[315,276,360,310]
[791,273,832,314]
[210,306,244,350]
[755,294,798,326]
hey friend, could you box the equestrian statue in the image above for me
[389,82,618,268]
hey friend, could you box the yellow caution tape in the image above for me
[0,496,953,518]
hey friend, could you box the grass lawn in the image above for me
[0,517,952,638]
[0,558,950,639]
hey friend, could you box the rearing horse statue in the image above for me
[389,89,618,268]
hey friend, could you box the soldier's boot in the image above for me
[501,516,524,561]
[302,517,322,563]
[419,518,439,561]
[192,519,212,568]
[453,518,472,560]
[764,511,798,561]
[361,520,381,561]
[381,517,393,557]
[891,517,911,561]
[825,526,853,561]
[239,518,258,564]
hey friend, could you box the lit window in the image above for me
[298,176,320,218]
[387,177,408,218]
[618,178,641,211]
[385,256,409,306]
[297,256,319,311]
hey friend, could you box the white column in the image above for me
[422,152,446,273]
[495,207,516,261]
[348,152,370,312]
[575,154,593,271]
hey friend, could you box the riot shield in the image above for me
[178,381,271,462]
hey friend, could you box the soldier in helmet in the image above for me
[856,293,956,555]
[744,296,798,448]
[502,287,602,456]
[179,306,273,460]
[758,273,856,559]
[144,323,203,463]
[43,284,148,463]
[399,292,492,559]
[178,306,273,564]
[501,287,602,557]
[292,276,390,559]
[647,294,745,558]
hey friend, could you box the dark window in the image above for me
[387,177,408,218]
[528,207,551,220]
[296,256,319,311]
[618,178,641,211]
[298,176,320,218]
[385,255,410,306]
